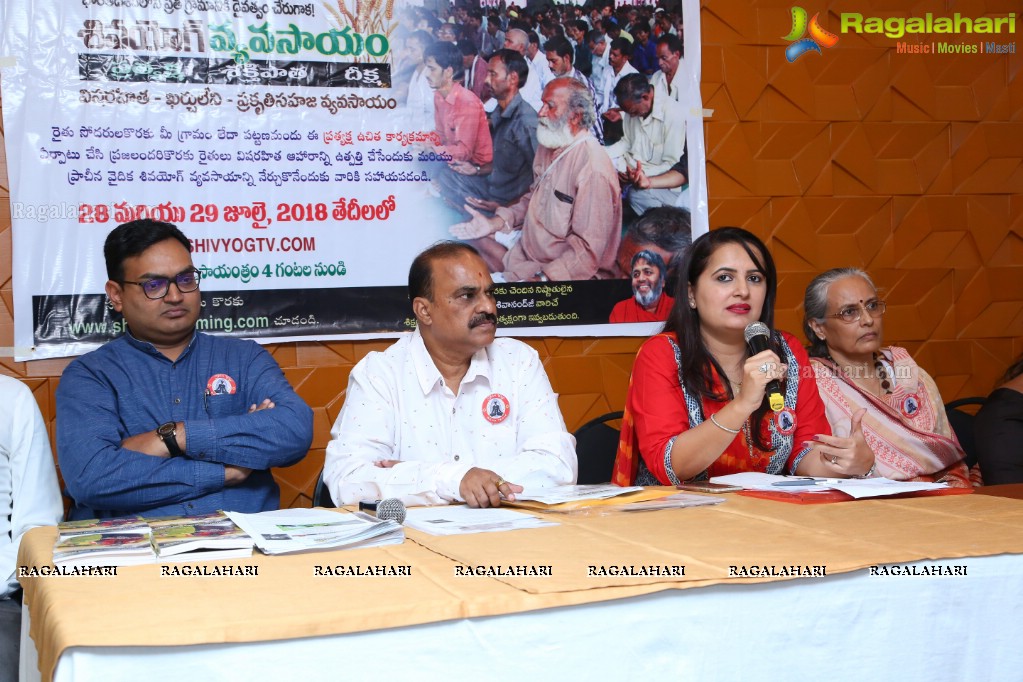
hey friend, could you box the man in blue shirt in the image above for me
[56,220,313,520]
[436,48,538,254]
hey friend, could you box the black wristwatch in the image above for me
[156,422,184,458]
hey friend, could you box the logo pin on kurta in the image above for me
[482,394,510,424]
[774,407,797,435]
[206,374,237,395]
[901,393,921,418]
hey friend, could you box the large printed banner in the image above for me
[0,0,707,361]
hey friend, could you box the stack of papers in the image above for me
[710,473,949,499]
[227,508,404,555]
[616,492,726,512]
[403,506,557,536]
[509,484,687,513]
[513,484,645,505]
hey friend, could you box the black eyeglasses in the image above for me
[826,300,886,324]
[122,269,201,300]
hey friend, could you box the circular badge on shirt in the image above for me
[206,373,237,395]
[773,407,797,436]
[482,394,510,424]
[901,393,921,418]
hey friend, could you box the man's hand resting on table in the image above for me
[459,467,523,508]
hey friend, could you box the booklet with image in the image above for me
[149,512,254,562]
[53,518,155,567]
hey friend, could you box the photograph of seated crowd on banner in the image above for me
[389,1,703,323]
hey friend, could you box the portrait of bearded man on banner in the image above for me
[609,249,674,323]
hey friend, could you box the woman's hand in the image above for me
[734,350,787,412]
[810,408,875,476]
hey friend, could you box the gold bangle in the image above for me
[709,413,740,434]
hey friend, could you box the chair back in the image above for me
[945,397,987,469]
[313,470,333,507]
[573,411,624,484]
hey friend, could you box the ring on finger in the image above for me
[495,478,506,488]
[830,456,838,465]
[759,363,770,374]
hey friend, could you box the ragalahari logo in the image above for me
[783,7,840,62]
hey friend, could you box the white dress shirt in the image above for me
[601,60,639,114]
[589,49,611,112]
[529,50,555,90]
[651,61,689,103]
[606,89,687,177]
[520,59,544,112]
[0,376,63,597]
[406,67,436,132]
[325,330,577,506]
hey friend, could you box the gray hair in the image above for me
[552,77,597,130]
[802,267,875,358]
[505,28,528,53]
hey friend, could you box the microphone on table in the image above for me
[358,498,407,524]
[744,321,784,412]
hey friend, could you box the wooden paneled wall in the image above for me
[0,0,1019,507]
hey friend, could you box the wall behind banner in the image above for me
[1,0,1021,509]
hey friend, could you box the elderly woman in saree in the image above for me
[803,268,970,486]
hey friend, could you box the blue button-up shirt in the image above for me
[56,331,313,519]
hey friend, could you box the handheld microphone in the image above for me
[744,322,784,412]
[358,498,407,524]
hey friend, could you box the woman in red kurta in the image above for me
[612,228,872,486]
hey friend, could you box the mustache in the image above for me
[538,113,568,129]
[469,312,498,328]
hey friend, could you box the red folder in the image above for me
[737,486,974,505]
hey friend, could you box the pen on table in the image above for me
[771,478,818,487]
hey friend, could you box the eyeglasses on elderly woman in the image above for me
[824,299,886,324]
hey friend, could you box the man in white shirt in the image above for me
[504,28,543,111]
[0,375,63,679]
[324,242,577,508]
[526,31,555,90]
[651,33,687,103]
[404,30,436,132]
[587,29,611,114]
[607,73,687,215]
[601,37,639,123]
